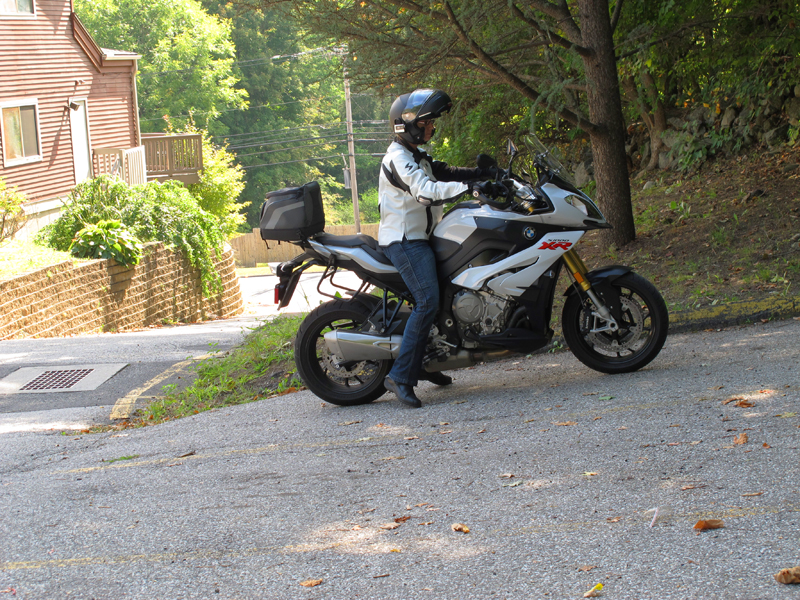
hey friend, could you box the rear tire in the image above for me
[295,299,390,406]
[562,272,668,374]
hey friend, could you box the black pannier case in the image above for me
[259,181,325,241]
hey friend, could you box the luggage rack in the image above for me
[315,258,372,301]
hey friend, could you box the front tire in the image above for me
[562,272,668,374]
[295,299,391,406]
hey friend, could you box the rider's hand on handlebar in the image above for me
[470,180,508,200]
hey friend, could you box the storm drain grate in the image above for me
[20,369,95,391]
[0,363,128,394]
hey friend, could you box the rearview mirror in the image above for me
[506,138,518,157]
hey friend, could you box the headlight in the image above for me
[565,194,604,220]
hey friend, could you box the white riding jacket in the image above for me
[378,141,473,246]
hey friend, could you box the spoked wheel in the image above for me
[295,299,390,406]
[562,272,668,374]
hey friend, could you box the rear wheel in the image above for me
[562,272,668,374]
[295,299,390,405]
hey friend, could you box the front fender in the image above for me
[563,265,633,323]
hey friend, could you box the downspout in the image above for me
[131,58,140,147]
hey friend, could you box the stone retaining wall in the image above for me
[0,242,242,339]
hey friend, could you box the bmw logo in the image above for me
[523,226,536,240]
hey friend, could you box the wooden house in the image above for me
[0,0,201,237]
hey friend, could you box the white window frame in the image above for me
[1,98,43,167]
[0,0,36,19]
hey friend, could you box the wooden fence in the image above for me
[229,223,380,267]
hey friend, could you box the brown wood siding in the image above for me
[0,0,138,204]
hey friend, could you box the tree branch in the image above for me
[527,0,583,43]
[509,3,592,57]
[610,0,624,32]
[442,0,597,134]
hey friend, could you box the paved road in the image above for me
[1,318,798,599]
[0,270,362,433]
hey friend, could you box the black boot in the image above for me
[419,371,452,386]
[384,376,422,408]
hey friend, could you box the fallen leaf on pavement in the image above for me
[439,430,453,434]
[373,574,390,578]
[584,583,603,597]
[741,492,763,497]
[299,579,323,587]
[555,421,578,426]
[774,566,800,584]
[503,481,523,487]
[499,473,515,478]
[380,523,401,530]
[734,399,754,408]
[734,433,748,445]
[693,519,724,530]
[583,472,598,477]
[451,523,470,533]
[722,397,744,405]
[763,443,771,448]
[403,436,419,440]
[681,485,706,490]
[598,395,614,400]
[340,420,361,426]
[776,412,797,418]
[394,516,411,523]
[607,516,622,523]
[709,385,724,390]
[578,565,598,572]
[418,521,434,526]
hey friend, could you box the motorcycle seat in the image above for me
[314,232,392,265]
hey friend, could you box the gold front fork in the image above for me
[562,249,619,331]
[562,249,591,292]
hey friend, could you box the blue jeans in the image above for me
[383,240,439,386]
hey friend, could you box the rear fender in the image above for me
[276,255,320,309]
[563,265,633,322]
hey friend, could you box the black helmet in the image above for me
[389,89,453,145]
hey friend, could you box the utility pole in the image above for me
[343,73,361,233]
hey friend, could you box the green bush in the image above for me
[37,176,227,295]
[186,129,246,236]
[0,178,28,242]
[69,219,143,267]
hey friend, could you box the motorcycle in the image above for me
[259,133,668,406]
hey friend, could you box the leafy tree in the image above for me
[255,0,637,246]
[74,0,248,132]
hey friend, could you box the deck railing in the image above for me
[141,133,203,184]
[93,146,147,186]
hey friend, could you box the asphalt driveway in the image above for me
[1,318,798,599]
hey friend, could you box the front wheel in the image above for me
[562,272,668,374]
[295,298,391,406]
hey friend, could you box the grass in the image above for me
[122,314,306,427]
[0,238,86,279]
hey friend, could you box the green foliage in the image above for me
[37,176,227,296]
[142,314,305,423]
[182,126,247,236]
[74,0,247,132]
[69,220,143,267]
[0,177,27,242]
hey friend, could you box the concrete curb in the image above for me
[669,296,800,333]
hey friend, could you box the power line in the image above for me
[212,120,388,140]
[234,137,393,158]
[228,130,391,150]
[242,152,384,169]
[140,96,339,122]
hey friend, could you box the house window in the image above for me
[1,100,42,167]
[0,0,34,16]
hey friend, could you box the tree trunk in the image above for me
[579,0,636,247]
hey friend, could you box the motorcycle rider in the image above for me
[379,89,493,408]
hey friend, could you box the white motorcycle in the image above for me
[260,134,668,406]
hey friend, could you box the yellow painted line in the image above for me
[109,353,212,420]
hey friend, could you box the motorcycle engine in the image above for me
[451,290,512,342]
